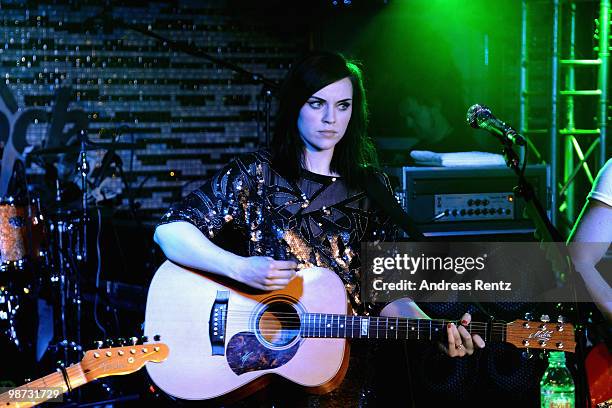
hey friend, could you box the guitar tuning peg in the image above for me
[153,334,161,341]
[524,312,533,321]
[105,339,114,347]
[521,350,534,360]
[141,335,149,343]
[557,315,565,323]
[540,314,550,323]
[117,337,126,346]
[539,350,549,359]
[94,340,103,349]
[130,336,138,345]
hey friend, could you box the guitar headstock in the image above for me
[81,342,169,381]
[505,317,576,353]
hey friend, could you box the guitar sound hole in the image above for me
[256,301,301,347]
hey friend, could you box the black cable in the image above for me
[521,142,529,178]
[402,341,417,408]
[57,365,73,393]
[93,207,107,338]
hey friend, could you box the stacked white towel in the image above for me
[410,150,506,167]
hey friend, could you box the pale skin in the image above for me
[568,199,612,323]
[154,77,484,356]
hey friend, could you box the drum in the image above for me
[0,196,49,268]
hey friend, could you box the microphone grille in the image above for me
[466,104,491,128]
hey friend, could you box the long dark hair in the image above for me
[270,51,379,188]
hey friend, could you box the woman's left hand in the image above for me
[444,312,486,357]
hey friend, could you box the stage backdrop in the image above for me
[0,0,306,218]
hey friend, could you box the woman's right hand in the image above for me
[232,257,298,291]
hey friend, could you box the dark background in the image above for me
[0,1,606,406]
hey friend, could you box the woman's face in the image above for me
[297,77,353,153]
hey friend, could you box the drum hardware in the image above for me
[2,127,138,405]
[46,129,94,369]
[0,286,20,347]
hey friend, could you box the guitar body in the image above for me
[144,261,350,402]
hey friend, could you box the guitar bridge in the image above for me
[210,290,229,355]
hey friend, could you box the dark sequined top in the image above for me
[160,150,397,315]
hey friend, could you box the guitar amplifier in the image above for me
[385,164,550,237]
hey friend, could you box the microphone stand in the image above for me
[499,135,563,242]
[91,126,143,233]
[78,130,89,264]
[499,136,590,408]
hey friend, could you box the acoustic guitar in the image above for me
[144,260,576,402]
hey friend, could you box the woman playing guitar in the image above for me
[153,51,485,406]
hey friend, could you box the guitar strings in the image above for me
[219,312,501,328]
[220,312,565,335]
[198,310,508,330]
[7,351,165,399]
[212,309,564,328]
[220,314,509,337]
[174,306,564,339]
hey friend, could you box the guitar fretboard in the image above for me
[0,364,86,407]
[299,314,504,342]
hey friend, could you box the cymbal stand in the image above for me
[52,174,70,368]
[79,130,88,266]
[74,129,89,358]
[47,131,89,377]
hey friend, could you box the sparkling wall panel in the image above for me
[0,0,304,218]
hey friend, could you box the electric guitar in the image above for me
[144,261,576,402]
[0,343,169,407]
[586,342,612,407]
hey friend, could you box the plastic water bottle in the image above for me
[540,351,575,408]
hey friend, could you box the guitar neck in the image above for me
[0,364,88,408]
[299,314,503,342]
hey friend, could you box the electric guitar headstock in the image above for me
[505,315,576,353]
[81,338,169,381]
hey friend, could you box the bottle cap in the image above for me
[549,351,566,363]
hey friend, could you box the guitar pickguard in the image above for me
[226,332,299,375]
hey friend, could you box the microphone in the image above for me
[466,104,526,146]
[92,126,129,185]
